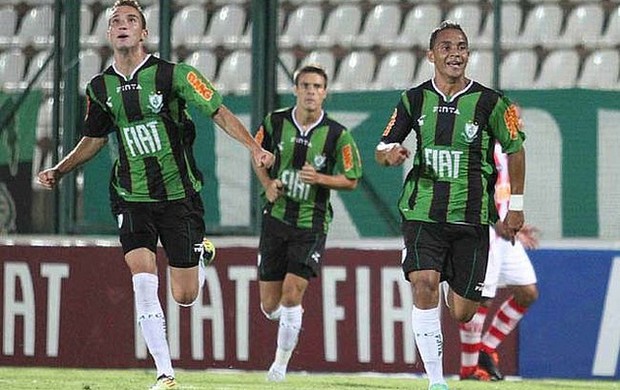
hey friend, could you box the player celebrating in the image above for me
[252,64,362,382]
[375,21,527,390]
[36,1,272,389]
[459,142,539,381]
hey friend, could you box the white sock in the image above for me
[273,305,303,371]
[133,273,174,379]
[261,303,282,321]
[412,306,446,386]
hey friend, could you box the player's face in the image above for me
[294,72,327,113]
[107,6,147,51]
[428,28,469,82]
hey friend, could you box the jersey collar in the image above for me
[291,106,324,136]
[112,54,152,81]
[431,77,474,103]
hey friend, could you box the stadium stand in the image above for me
[387,4,442,49]
[516,3,563,49]
[354,3,401,48]
[2,0,619,94]
[171,5,208,50]
[202,4,246,49]
[215,50,251,95]
[533,49,580,89]
[370,50,416,91]
[466,50,493,86]
[577,49,620,89]
[0,6,17,49]
[0,49,26,91]
[315,3,363,48]
[279,4,323,48]
[276,50,296,93]
[601,5,620,48]
[331,50,376,91]
[78,49,102,92]
[301,49,337,81]
[557,3,605,48]
[12,5,54,49]
[445,4,483,48]
[500,49,538,90]
[21,50,53,93]
[184,49,217,81]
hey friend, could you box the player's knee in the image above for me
[515,284,538,307]
[173,289,199,306]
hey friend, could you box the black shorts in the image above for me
[258,214,326,281]
[112,193,206,269]
[401,220,489,301]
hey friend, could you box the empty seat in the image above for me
[481,3,523,50]
[315,4,362,48]
[82,7,112,48]
[533,49,579,89]
[387,4,442,49]
[331,50,376,91]
[276,51,297,93]
[202,5,246,48]
[577,49,620,89]
[0,6,18,49]
[184,50,217,81]
[300,50,336,82]
[143,5,160,49]
[558,4,604,48]
[171,5,208,49]
[80,4,94,36]
[500,49,538,89]
[466,50,493,86]
[279,4,323,48]
[22,50,54,92]
[445,4,483,47]
[355,3,401,48]
[79,49,102,92]
[0,49,26,90]
[600,6,620,48]
[515,4,563,49]
[215,50,251,95]
[12,5,54,49]
[370,51,416,90]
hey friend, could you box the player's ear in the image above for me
[427,49,435,64]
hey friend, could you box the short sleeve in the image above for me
[336,130,363,179]
[489,95,526,154]
[173,63,224,117]
[82,88,114,137]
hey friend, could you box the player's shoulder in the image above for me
[323,112,347,133]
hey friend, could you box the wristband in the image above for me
[508,194,524,211]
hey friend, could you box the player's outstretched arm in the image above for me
[36,136,108,190]
[213,105,274,168]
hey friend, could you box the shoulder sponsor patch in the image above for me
[255,125,265,145]
[382,108,397,137]
[187,71,214,101]
[342,144,354,171]
[504,104,522,140]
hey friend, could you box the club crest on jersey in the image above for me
[313,154,326,170]
[106,96,113,109]
[463,121,479,143]
[417,114,426,127]
[148,91,163,114]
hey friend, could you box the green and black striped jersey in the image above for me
[83,54,223,202]
[380,79,525,225]
[255,107,362,233]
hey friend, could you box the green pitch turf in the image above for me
[0,367,618,389]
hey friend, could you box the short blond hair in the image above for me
[110,0,147,29]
